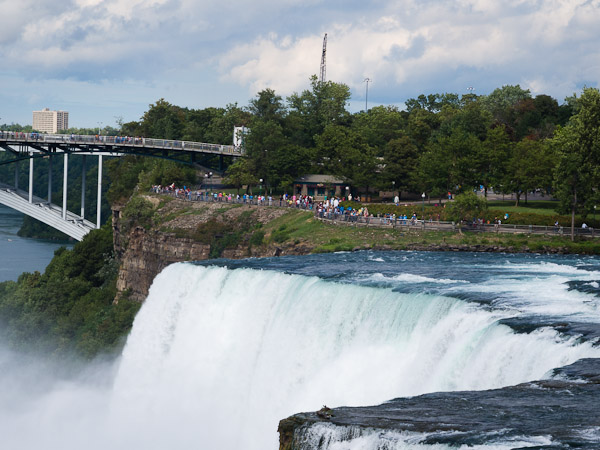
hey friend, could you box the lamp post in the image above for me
[392,181,396,203]
[363,78,371,112]
[421,192,426,218]
[259,178,263,198]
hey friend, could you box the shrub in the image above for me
[249,230,265,247]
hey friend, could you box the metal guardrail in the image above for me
[155,190,598,238]
[316,212,598,237]
[0,131,243,156]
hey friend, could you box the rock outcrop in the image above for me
[112,198,314,302]
[278,359,600,449]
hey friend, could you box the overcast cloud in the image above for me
[0,0,598,128]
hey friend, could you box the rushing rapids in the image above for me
[1,251,600,449]
[114,252,600,449]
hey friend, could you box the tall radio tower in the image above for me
[319,33,327,83]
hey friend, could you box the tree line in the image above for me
[4,78,600,227]
[117,78,599,227]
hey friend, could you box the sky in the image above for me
[0,0,599,130]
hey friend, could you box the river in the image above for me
[0,232,599,448]
[0,205,73,282]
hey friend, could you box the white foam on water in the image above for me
[453,273,600,321]
[107,264,600,450]
[294,423,554,450]
[490,261,600,277]
[367,272,469,285]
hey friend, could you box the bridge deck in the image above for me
[0,131,243,157]
[0,183,95,241]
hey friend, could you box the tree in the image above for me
[480,85,532,136]
[205,103,251,145]
[417,129,481,200]
[248,89,286,123]
[243,119,289,186]
[379,135,418,196]
[140,99,185,139]
[438,100,492,141]
[550,87,600,240]
[405,93,461,113]
[351,105,406,154]
[447,192,488,223]
[504,138,554,206]
[288,75,352,147]
[314,125,375,192]
[224,159,258,194]
[476,126,512,196]
[182,107,223,142]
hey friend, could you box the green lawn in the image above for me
[487,200,560,216]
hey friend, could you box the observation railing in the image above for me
[155,190,598,238]
[0,131,242,155]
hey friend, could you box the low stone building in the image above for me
[294,174,347,200]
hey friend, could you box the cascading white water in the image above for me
[110,263,600,450]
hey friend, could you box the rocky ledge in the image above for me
[279,358,600,449]
[112,198,315,302]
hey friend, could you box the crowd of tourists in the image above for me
[151,183,436,226]
[152,184,316,208]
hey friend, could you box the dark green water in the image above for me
[0,205,73,282]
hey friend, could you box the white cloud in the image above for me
[217,0,600,103]
[1,0,599,126]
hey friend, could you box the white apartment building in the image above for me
[32,108,69,133]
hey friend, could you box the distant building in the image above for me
[32,108,69,133]
[294,174,347,200]
[233,126,249,148]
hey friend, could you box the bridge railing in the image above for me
[0,131,243,155]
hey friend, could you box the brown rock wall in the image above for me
[112,200,313,303]
[115,226,211,302]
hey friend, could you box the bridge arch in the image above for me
[0,132,244,240]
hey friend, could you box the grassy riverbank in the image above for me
[259,208,600,254]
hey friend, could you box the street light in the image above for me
[205,171,212,194]
[392,181,396,203]
[259,178,263,197]
[421,192,426,218]
[364,78,371,112]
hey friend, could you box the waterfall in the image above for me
[110,263,599,449]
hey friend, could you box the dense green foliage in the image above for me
[121,82,599,225]
[447,192,488,222]
[0,226,140,359]
[105,156,197,204]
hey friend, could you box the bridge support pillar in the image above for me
[48,155,53,204]
[81,155,86,219]
[96,154,102,229]
[28,154,33,203]
[62,153,68,220]
[14,161,18,190]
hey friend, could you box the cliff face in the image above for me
[112,198,315,302]
[114,225,210,302]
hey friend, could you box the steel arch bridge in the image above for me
[0,131,244,241]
